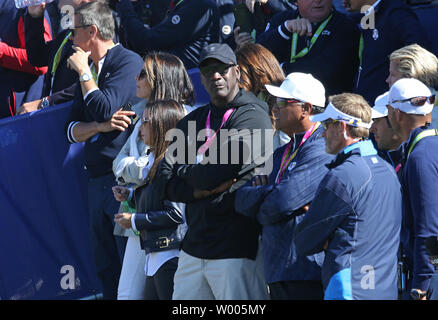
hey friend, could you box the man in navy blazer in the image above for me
[64,2,143,300]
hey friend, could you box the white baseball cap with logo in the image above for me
[388,78,434,115]
[265,72,326,107]
[371,92,389,119]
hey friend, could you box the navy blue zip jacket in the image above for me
[352,0,431,104]
[235,125,334,284]
[257,7,359,97]
[295,141,402,300]
[117,0,220,70]
[65,44,143,178]
[400,126,438,292]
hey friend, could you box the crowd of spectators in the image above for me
[1,0,438,300]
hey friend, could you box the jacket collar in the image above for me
[400,124,431,165]
[326,140,377,169]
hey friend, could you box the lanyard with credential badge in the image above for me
[197,108,235,156]
[50,31,72,94]
[290,15,332,63]
[275,122,320,184]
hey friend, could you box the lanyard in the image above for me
[276,122,320,184]
[198,108,234,155]
[407,129,438,160]
[358,34,364,66]
[52,31,72,76]
[290,15,332,63]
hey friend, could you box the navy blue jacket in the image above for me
[235,125,334,284]
[117,0,220,69]
[352,0,431,104]
[295,141,402,300]
[400,126,438,292]
[65,44,143,178]
[0,2,46,118]
[257,7,359,97]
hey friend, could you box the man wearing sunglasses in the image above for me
[64,2,143,300]
[234,72,334,299]
[369,92,403,175]
[158,43,273,299]
[295,93,402,299]
[387,78,438,300]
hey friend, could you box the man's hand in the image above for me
[252,175,269,186]
[193,178,237,199]
[112,186,130,202]
[245,0,268,13]
[233,26,253,49]
[286,18,313,37]
[98,108,135,133]
[16,99,43,115]
[28,3,46,18]
[114,213,133,229]
[67,45,92,75]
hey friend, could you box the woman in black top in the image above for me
[113,99,187,300]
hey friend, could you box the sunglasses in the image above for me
[137,69,146,79]
[275,98,305,109]
[199,63,235,77]
[321,119,339,130]
[70,25,92,37]
[390,95,435,107]
[141,115,151,125]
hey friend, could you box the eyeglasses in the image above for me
[199,63,235,77]
[137,69,146,79]
[141,115,151,125]
[390,95,435,107]
[275,98,305,109]
[321,119,339,130]
[70,24,92,37]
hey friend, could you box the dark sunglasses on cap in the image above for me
[390,95,435,107]
[199,63,235,77]
[275,98,305,109]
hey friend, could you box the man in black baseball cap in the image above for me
[159,42,273,299]
[198,43,240,107]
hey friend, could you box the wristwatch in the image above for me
[39,96,50,109]
[79,72,92,83]
[410,288,427,300]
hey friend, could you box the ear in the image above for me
[89,24,98,38]
[234,64,241,80]
[301,103,312,116]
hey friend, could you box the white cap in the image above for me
[371,92,389,119]
[265,72,326,107]
[388,78,433,115]
[310,102,373,129]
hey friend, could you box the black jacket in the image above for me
[132,176,186,254]
[157,89,272,260]
[257,7,360,97]
[117,0,220,69]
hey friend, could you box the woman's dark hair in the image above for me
[145,99,186,181]
[141,52,195,105]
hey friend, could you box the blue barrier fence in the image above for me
[0,102,101,300]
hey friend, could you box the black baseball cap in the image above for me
[199,43,237,67]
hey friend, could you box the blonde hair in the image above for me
[390,44,438,88]
[329,93,372,139]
